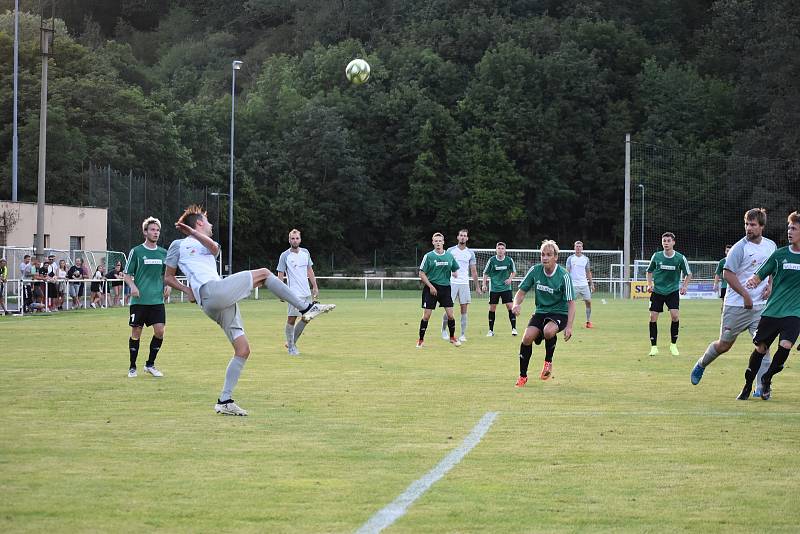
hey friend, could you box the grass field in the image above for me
[1,293,799,533]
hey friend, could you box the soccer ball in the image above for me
[345,59,371,85]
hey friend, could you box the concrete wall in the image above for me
[0,201,107,251]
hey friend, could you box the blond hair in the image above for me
[540,239,559,256]
[432,232,444,240]
[289,228,301,237]
[142,216,161,232]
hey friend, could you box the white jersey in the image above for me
[723,235,776,308]
[165,237,220,305]
[277,247,313,299]
[447,245,476,285]
[566,254,591,287]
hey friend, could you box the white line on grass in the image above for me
[505,410,800,418]
[356,411,499,534]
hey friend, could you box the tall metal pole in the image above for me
[623,133,631,298]
[12,0,19,201]
[638,184,645,260]
[35,15,55,258]
[228,60,242,274]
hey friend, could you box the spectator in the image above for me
[67,258,86,309]
[56,259,68,310]
[46,255,59,311]
[32,258,48,312]
[0,258,8,315]
[19,254,32,312]
[107,261,124,307]
[90,264,106,309]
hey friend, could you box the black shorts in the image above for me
[421,283,454,310]
[719,287,727,299]
[649,290,680,312]
[129,304,166,327]
[489,290,513,305]
[527,313,568,332]
[47,282,58,297]
[752,315,800,348]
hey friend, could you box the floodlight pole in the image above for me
[638,184,645,260]
[228,60,242,275]
[623,134,631,298]
[35,10,55,259]
[12,0,19,201]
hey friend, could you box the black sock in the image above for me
[509,309,516,328]
[129,338,140,369]
[762,346,791,383]
[544,336,557,362]
[488,311,496,331]
[649,322,657,346]
[419,319,428,340]
[670,321,679,344]
[448,318,456,338]
[744,350,766,384]
[146,336,163,367]
[519,343,532,377]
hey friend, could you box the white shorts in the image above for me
[450,284,471,305]
[574,284,591,301]
[199,271,253,342]
[287,296,313,317]
[720,305,763,344]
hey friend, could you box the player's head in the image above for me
[661,232,675,251]
[288,229,301,249]
[142,216,161,244]
[540,240,559,268]
[495,241,506,256]
[457,229,469,245]
[744,208,766,240]
[574,240,583,254]
[788,211,800,245]
[432,232,445,250]
[178,205,212,236]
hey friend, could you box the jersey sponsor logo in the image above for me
[435,261,450,266]
[781,261,800,271]
[495,266,507,270]
[659,264,676,270]
[143,258,163,265]
[536,283,554,294]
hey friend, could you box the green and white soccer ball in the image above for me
[345,59,371,85]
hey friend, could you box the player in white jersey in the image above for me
[441,229,481,342]
[690,208,775,394]
[163,205,335,416]
[277,229,320,356]
[565,241,595,328]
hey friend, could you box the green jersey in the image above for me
[483,255,516,292]
[646,250,691,295]
[419,250,459,286]
[715,258,727,289]
[124,243,167,305]
[755,246,800,319]
[518,264,574,314]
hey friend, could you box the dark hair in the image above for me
[744,208,767,227]
[24,254,31,260]
[662,232,676,240]
[458,228,469,235]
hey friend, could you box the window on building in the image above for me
[33,234,51,249]
[69,236,84,251]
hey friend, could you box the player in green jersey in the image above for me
[123,217,170,378]
[736,211,800,401]
[512,240,575,386]
[645,232,692,357]
[417,232,461,348]
[481,242,517,336]
[713,245,732,302]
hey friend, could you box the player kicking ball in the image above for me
[164,205,335,416]
[512,240,575,386]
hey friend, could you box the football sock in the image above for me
[419,319,428,340]
[544,336,556,362]
[519,343,532,377]
[670,321,679,343]
[744,350,766,385]
[756,351,772,385]
[762,346,790,382]
[441,313,448,335]
[285,323,295,348]
[447,318,456,338]
[265,275,308,311]
[509,309,516,329]
[488,311,496,331]
[220,356,247,401]
[586,307,592,322]
[649,322,657,346]
[293,321,307,343]
[129,337,140,369]
[461,314,467,337]
[146,336,163,367]
[700,342,720,367]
